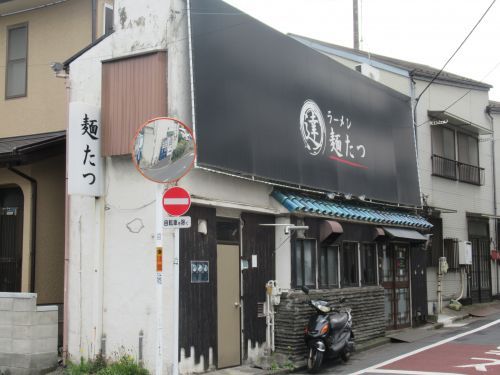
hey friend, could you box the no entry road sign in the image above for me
[163,187,191,216]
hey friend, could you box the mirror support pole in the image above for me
[155,184,164,375]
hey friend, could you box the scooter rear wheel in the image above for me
[307,347,323,373]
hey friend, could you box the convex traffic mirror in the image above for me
[131,117,196,183]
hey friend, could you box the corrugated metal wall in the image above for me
[101,51,167,156]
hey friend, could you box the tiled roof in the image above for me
[272,190,432,229]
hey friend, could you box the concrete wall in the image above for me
[0,0,92,138]
[0,293,58,374]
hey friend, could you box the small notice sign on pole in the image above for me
[163,216,191,229]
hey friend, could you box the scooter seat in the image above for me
[329,312,348,327]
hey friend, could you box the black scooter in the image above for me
[302,286,355,373]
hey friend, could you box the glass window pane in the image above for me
[304,240,314,286]
[105,8,114,35]
[431,126,443,156]
[442,128,455,160]
[361,243,377,285]
[468,136,478,166]
[341,242,358,287]
[295,244,302,287]
[320,250,326,286]
[8,26,27,60]
[6,60,26,97]
[327,246,337,286]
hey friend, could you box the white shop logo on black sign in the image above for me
[300,99,367,169]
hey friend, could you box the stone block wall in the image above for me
[274,286,385,360]
[0,293,58,375]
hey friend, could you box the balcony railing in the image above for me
[432,154,484,186]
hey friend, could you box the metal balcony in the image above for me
[431,154,484,186]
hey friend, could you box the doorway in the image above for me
[468,219,491,303]
[0,187,24,292]
[216,218,241,369]
[381,243,411,329]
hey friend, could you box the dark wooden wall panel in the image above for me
[179,205,217,369]
[101,51,167,156]
[241,213,275,358]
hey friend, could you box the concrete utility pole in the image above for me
[353,0,360,50]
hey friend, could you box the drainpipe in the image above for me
[486,108,499,296]
[8,167,37,293]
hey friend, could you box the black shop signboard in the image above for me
[189,0,421,206]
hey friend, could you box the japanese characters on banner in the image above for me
[68,102,104,196]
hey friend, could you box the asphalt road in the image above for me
[144,151,195,181]
[297,312,500,375]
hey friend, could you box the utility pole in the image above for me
[353,0,360,50]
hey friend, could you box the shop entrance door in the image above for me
[217,244,241,368]
[381,243,411,329]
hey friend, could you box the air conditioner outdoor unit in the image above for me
[356,63,380,82]
[458,241,472,265]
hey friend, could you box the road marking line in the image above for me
[368,370,464,375]
[350,318,500,375]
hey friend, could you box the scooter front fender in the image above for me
[309,340,326,352]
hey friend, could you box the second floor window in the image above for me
[6,24,28,99]
[431,125,483,185]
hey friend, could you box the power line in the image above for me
[416,59,500,128]
[415,0,497,105]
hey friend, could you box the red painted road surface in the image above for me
[381,342,500,374]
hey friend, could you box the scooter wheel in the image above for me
[340,350,351,362]
[307,347,323,373]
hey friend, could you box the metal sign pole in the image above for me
[173,227,180,375]
[155,184,164,375]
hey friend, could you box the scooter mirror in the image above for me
[339,297,346,303]
[301,286,310,294]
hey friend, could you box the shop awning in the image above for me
[271,190,432,229]
[0,131,65,167]
[320,220,343,243]
[383,227,427,241]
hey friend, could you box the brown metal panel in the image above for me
[101,51,167,156]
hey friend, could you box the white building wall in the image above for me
[68,1,290,372]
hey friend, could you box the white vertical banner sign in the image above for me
[68,102,104,196]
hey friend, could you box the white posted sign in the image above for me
[68,102,104,196]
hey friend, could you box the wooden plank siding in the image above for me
[101,51,167,156]
[241,213,275,358]
[179,205,217,369]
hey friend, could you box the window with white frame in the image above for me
[294,239,378,289]
[6,24,28,99]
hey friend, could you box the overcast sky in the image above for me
[225,0,500,102]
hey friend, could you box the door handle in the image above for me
[234,302,240,308]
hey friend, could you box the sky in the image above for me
[225,0,500,102]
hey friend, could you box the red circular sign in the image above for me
[162,187,191,217]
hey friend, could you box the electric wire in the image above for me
[415,0,497,105]
[416,59,500,129]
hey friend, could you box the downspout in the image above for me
[8,167,37,293]
[486,108,498,296]
[91,0,97,42]
[63,76,71,363]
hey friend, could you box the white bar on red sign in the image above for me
[163,198,190,205]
